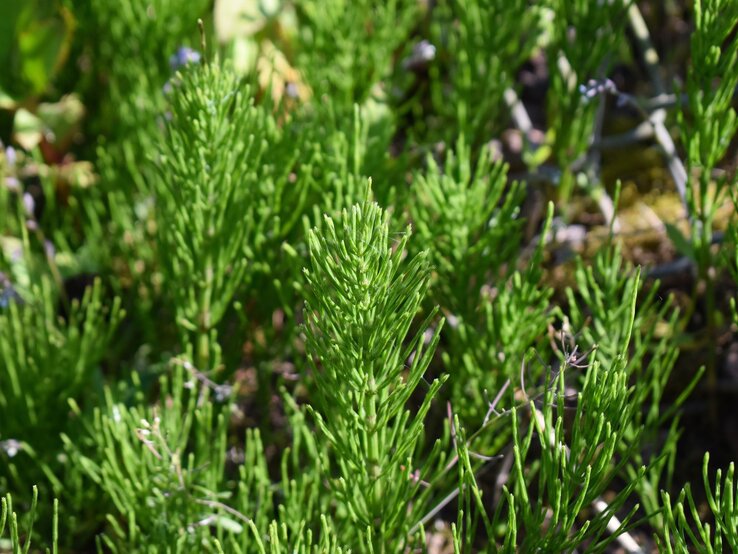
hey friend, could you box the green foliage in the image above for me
[294,0,419,106]
[410,137,525,316]
[153,61,272,368]
[681,0,738,176]
[64,364,244,551]
[676,0,738,423]
[78,0,210,347]
[546,0,628,198]
[4,1,738,552]
[426,0,541,146]
[0,487,59,554]
[300,102,399,215]
[0,0,73,100]
[444,222,554,431]
[303,200,449,551]
[660,453,738,553]
[679,0,738,268]
[0,268,122,497]
[410,140,552,435]
[456,277,646,552]
[566,241,699,527]
[81,0,209,139]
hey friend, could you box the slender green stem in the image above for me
[366,379,382,532]
[197,260,213,371]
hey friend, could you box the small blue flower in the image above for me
[579,78,617,103]
[169,46,202,71]
[4,176,20,192]
[402,40,436,71]
[0,439,22,458]
[214,384,232,403]
[0,289,10,309]
[0,273,22,309]
[5,146,17,168]
[44,240,56,259]
[22,192,35,217]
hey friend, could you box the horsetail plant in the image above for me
[443,205,554,434]
[83,0,210,307]
[294,0,420,107]
[63,362,243,551]
[545,0,628,202]
[455,276,650,551]
[660,453,738,553]
[410,143,553,435]
[677,0,738,392]
[565,240,702,529]
[410,136,525,318]
[4,0,738,551]
[302,198,449,551]
[426,0,541,147]
[152,58,272,371]
[0,269,122,503]
[0,487,59,554]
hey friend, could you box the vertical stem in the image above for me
[198,261,213,371]
[366,379,383,543]
[197,327,210,373]
[559,169,576,215]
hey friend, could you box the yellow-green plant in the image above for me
[303,199,449,551]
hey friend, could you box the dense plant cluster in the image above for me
[2,0,738,552]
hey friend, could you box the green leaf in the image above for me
[664,222,694,260]
[13,108,43,150]
[2,1,74,98]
